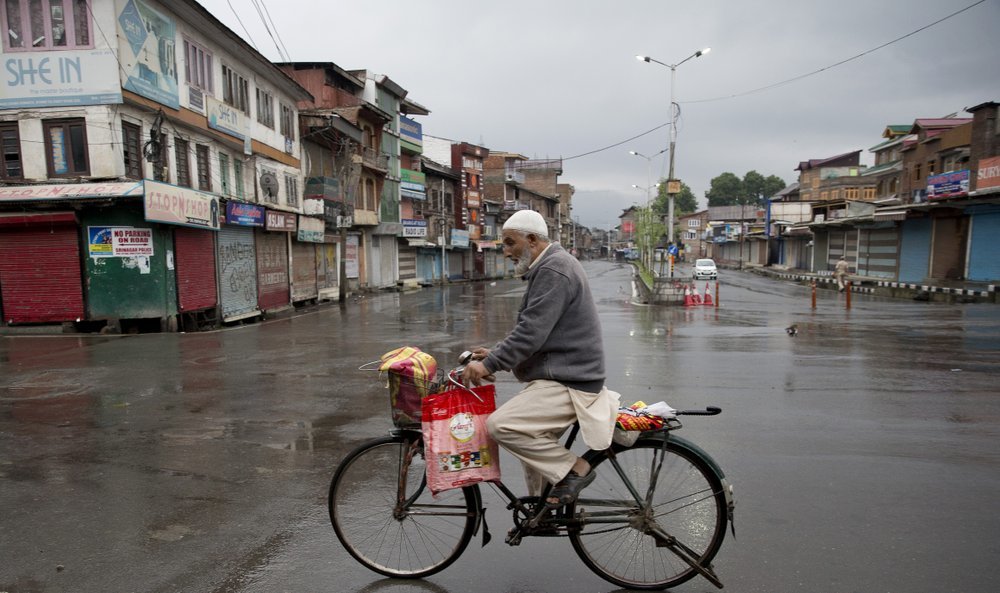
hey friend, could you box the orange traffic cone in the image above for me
[692,283,703,305]
[684,284,695,307]
[703,282,714,306]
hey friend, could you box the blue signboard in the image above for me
[225,201,265,227]
[927,170,970,200]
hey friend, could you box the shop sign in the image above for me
[225,201,264,227]
[0,48,122,109]
[466,189,480,208]
[0,181,142,202]
[400,168,426,200]
[87,226,153,257]
[297,215,324,243]
[927,170,970,199]
[976,156,1000,192]
[265,209,297,232]
[143,180,219,230]
[207,96,250,142]
[451,228,470,248]
[400,116,422,150]
[117,0,179,109]
[402,219,427,237]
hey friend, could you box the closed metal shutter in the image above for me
[898,218,932,283]
[968,209,1000,281]
[448,251,464,280]
[398,246,416,281]
[174,227,217,312]
[929,216,967,280]
[291,240,317,302]
[217,225,259,320]
[858,227,899,279]
[379,236,397,288]
[255,230,289,310]
[0,213,83,323]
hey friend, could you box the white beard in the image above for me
[514,256,531,277]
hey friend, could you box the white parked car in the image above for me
[693,258,718,280]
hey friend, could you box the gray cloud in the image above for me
[201,0,999,227]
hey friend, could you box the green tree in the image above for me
[705,172,742,206]
[742,171,787,206]
[653,182,698,215]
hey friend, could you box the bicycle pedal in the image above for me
[505,528,524,546]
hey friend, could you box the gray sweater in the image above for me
[483,243,605,393]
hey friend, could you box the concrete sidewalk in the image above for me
[734,263,998,304]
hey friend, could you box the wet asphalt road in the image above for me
[2,260,999,593]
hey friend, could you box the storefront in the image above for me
[0,182,146,327]
[0,211,84,324]
[257,210,294,312]
[292,215,323,303]
[218,202,262,321]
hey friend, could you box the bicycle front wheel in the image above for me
[329,435,479,578]
[568,438,728,590]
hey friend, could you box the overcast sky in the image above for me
[199,0,999,228]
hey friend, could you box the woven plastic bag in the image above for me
[378,346,437,427]
[421,384,501,495]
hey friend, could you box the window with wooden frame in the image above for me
[219,153,230,196]
[222,64,250,115]
[2,0,92,51]
[195,144,210,191]
[43,118,88,177]
[232,157,244,199]
[121,121,142,179]
[256,88,274,128]
[279,103,295,141]
[284,173,298,206]
[863,188,876,200]
[174,137,190,188]
[0,121,24,180]
[183,37,213,92]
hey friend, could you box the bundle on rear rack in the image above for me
[362,346,442,428]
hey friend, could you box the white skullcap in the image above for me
[503,210,548,238]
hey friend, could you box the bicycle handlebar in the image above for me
[676,406,722,416]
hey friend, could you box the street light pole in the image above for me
[629,148,667,272]
[636,47,711,246]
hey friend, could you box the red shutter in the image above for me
[174,227,217,312]
[0,218,84,323]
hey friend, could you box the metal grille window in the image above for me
[174,137,190,188]
[195,144,210,191]
[0,121,23,180]
[279,103,295,141]
[183,38,213,92]
[219,153,230,196]
[121,121,142,179]
[222,64,250,115]
[256,88,274,128]
[2,0,92,51]
[285,174,298,207]
[233,158,244,199]
[43,118,88,177]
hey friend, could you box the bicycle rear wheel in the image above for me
[329,435,478,578]
[568,438,728,590]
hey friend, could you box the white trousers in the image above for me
[486,380,618,496]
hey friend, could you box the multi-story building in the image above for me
[862,125,910,203]
[676,210,710,260]
[0,0,311,332]
[397,99,431,288]
[421,157,461,282]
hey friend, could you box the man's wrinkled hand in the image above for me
[461,360,494,387]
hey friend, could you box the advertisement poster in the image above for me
[927,170,970,200]
[345,234,359,279]
[87,226,154,257]
[297,215,324,243]
[0,48,122,108]
[117,0,179,109]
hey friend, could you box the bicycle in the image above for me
[329,355,735,590]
